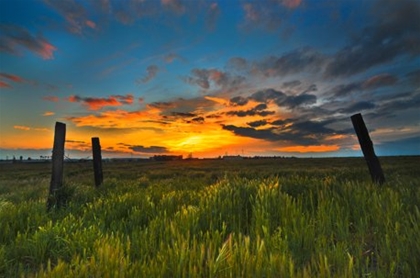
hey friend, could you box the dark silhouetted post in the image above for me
[47,122,66,210]
[351,113,385,185]
[91,137,103,187]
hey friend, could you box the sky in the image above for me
[0,0,419,159]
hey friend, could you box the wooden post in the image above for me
[91,137,103,187]
[351,113,385,185]
[47,122,66,210]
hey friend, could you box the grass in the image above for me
[0,156,419,277]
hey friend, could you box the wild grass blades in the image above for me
[0,157,419,277]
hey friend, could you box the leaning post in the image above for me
[47,122,66,211]
[91,137,103,187]
[351,113,385,185]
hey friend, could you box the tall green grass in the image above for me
[0,157,419,277]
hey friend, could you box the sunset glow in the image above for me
[0,0,419,159]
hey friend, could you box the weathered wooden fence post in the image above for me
[47,122,66,211]
[351,113,385,185]
[91,137,103,187]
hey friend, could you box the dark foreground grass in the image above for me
[0,156,419,277]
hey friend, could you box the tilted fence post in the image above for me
[351,113,385,185]
[47,122,66,211]
[91,137,103,187]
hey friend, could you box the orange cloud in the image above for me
[278,144,340,153]
[43,111,55,116]
[14,125,31,131]
[13,125,49,132]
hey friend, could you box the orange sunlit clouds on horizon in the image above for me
[277,145,340,153]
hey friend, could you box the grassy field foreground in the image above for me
[0,157,419,277]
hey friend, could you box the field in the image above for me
[1,156,419,277]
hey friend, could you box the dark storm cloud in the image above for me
[230,96,249,106]
[374,91,420,116]
[190,116,205,123]
[325,73,399,99]
[338,101,376,115]
[282,93,317,109]
[282,80,302,88]
[226,104,275,117]
[249,88,286,103]
[222,118,339,145]
[171,112,196,118]
[247,120,268,127]
[255,48,326,77]
[405,69,420,86]
[324,0,420,77]
[147,101,176,109]
[129,145,169,153]
[325,82,362,99]
[248,88,316,109]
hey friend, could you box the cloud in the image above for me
[139,65,159,83]
[338,101,376,115]
[278,144,340,153]
[161,0,185,14]
[0,81,11,88]
[171,112,196,118]
[282,93,317,109]
[230,96,249,106]
[66,140,85,144]
[43,95,59,102]
[324,0,420,77]
[405,69,420,86]
[43,0,94,34]
[85,20,96,29]
[129,145,169,153]
[147,101,176,110]
[242,3,282,31]
[222,118,343,146]
[185,68,245,90]
[282,80,302,88]
[163,53,183,63]
[362,73,398,89]
[43,111,55,116]
[279,0,302,9]
[226,104,275,117]
[13,125,49,132]
[0,24,57,59]
[248,88,316,109]
[325,73,399,99]
[255,48,326,77]
[247,120,268,127]
[67,94,134,110]
[206,2,221,30]
[0,73,24,83]
[191,116,205,123]
[13,125,31,131]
